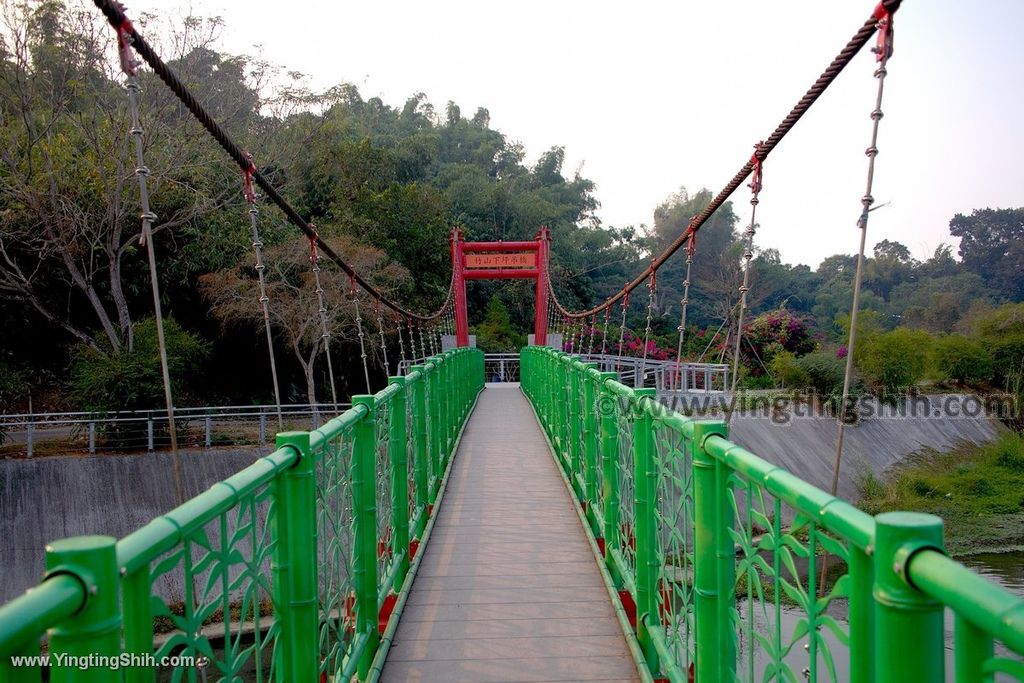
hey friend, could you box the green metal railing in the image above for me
[521,346,1024,683]
[0,348,484,683]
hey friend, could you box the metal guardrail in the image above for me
[574,353,729,392]
[0,403,350,456]
[400,353,522,383]
[0,349,485,682]
[400,352,728,391]
[521,346,1024,683]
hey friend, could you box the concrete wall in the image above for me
[0,448,269,602]
[716,394,1001,499]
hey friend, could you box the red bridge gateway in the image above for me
[450,226,551,347]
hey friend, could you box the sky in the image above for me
[125,0,1024,269]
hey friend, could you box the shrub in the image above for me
[858,328,932,394]
[795,351,846,397]
[931,334,994,385]
[743,308,816,374]
[70,318,209,448]
[473,298,525,353]
[993,433,1024,473]
[768,350,810,389]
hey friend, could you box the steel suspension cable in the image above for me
[674,236,696,389]
[729,145,765,412]
[395,313,408,370]
[417,322,426,360]
[616,291,630,358]
[349,277,371,394]
[543,0,902,321]
[586,313,597,356]
[374,298,390,376]
[94,1,449,322]
[309,231,339,407]
[831,4,895,498]
[241,161,285,430]
[125,67,183,501]
[600,307,610,356]
[638,271,657,387]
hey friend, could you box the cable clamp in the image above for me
[749,142,765,194]
[872,3,894,62]
[242,152,257,204]
[308,228,319,265]
[114,4,137,75]
[685,219,698,257]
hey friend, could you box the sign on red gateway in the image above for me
[464,252,536,269]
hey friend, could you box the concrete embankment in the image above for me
[0,447,271,602]
[679,393,1002,499]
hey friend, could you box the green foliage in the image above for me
[858,433,1024,554]
[795,351,846,397]
[70,318,210,413]
[971,303,1024,387]
[858,328,932,394]
[768,350,810,389]
[743,308,816,374]
[930,334,994,385]
[0,362,29,412]
[472,299,525,353]
[949,208,1024,301]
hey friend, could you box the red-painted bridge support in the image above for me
[450,227,550,348]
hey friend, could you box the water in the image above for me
[960,551,1024,596]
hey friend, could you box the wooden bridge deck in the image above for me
[381,384,639,682]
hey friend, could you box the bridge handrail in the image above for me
[0,349,485,682]
[521,345,1024,683]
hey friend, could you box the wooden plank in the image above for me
[381,385,639,682]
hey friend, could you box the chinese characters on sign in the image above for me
[464,252,537,269]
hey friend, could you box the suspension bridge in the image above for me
[1,0,1023,681]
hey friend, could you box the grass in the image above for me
[857,431,1024,555]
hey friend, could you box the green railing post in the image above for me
[425,361,441,501]
[389,376,411,587]
[873,512,945,683]
[122,565,153,683]
[351,396,380,680]
[273,431,319,683]
[633,388,659,673]
[45,536,120,683]
[552,352,562,447]
[444,352,453,458]
[692,420,732,683]
[954,614,992,682]
[599,371,621,582]
[582,362,600,533]
[557,353,571,465]
[410,365,429,539]
[568,358,584,499]
[849,546,875,683]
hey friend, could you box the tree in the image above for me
[950,207,1024,301]
[859,328,933,394]
[472,298,524,353]
[0,3,249,355]
[69,317,209,413]
[931,335,993,385]
[199,235,409,403]
[866,239,916,301]
[649,187,740,327]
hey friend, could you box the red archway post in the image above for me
[534,226,550,346]
[450,228,470,347]
[449,226,550,348]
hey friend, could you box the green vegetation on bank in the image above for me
[858,432,1024,555]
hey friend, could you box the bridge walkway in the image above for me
[380,384,639,682]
